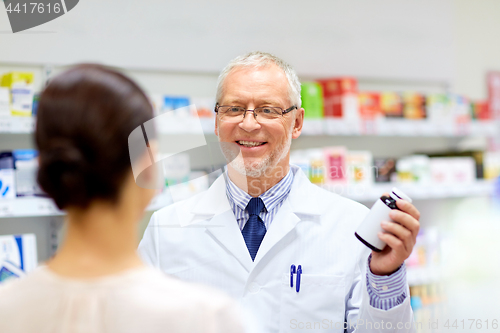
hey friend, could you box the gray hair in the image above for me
[215,51,302,108]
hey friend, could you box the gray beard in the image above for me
[218,124,293,179]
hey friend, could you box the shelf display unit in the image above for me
[0,180,494,219]
[1,115,497,138]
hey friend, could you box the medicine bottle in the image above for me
[355,188,412,252]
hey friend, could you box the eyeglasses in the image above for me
[215,104,297,123]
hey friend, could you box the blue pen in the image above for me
[296,265,302,292]
[290,264,296,288]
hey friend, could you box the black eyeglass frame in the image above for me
[214,104,297,119]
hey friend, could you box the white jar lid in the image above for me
[391,187,412,203]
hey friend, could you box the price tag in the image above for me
[438,123,455,137]
[484,121,498,136]
[373,118,386,136]
[343,119,361,135]
[10,117,22,133]
[397,120,417,136]
[323,119,335,135]
[412,120,427,136]
[8,117,34,133]
[469,182,484,196]
[469,121,480,136]
[360,119,377,135]
[453,184,469,197]
[420,121,437,136]
[0,201,14,217]
[409,185,426,199]
[325,118,351,135]
[428,185,446,198]
[22,117,34,133]
[380,119,400,135]
[377,119,396,136]
[442,185,456,197]
[0,117,12,133]
[302,119,323,135]
[455,116,471,136]
[37,200,60,215]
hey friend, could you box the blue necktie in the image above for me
[242,197,266,261]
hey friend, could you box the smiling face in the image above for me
[215,64,304,179]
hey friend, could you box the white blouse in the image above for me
[0,265,246,333]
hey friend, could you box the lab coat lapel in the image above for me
[253,169,322,264]
[204,211,253,272]
[189,174,253,272]
[253,200,300,264]
[186,169,323,272]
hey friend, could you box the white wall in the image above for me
[453,0,500,99]
[0,0,455,82]
[1,1,499,99]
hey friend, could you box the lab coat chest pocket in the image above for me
[280,274,346,333]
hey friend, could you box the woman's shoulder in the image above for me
[133,266,237,308]
[0,266,245,332]
[0,267,54,313]
[0,266,48,290]
[115,266,246,332]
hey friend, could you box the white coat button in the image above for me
[248,282,261,294]
[382,285,388,291]
[371,283,377,289]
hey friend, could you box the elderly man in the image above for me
[139,52,420,332]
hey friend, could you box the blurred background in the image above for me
[1,1,499,331]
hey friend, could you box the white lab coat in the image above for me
[139,168,415,333]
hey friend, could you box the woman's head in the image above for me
[36,64,154,210]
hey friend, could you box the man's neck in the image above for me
[227,164,290,197]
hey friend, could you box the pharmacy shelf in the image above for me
[1,181,494,218]
[0,116,35,134]
[0,197,63,218]
[322,180,494,202]
[0,191,173,219]
[301,118,498,137]
[1,116,497,137]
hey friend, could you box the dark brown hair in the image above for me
[35,64,154,210]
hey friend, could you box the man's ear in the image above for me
[292,107,305,139]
